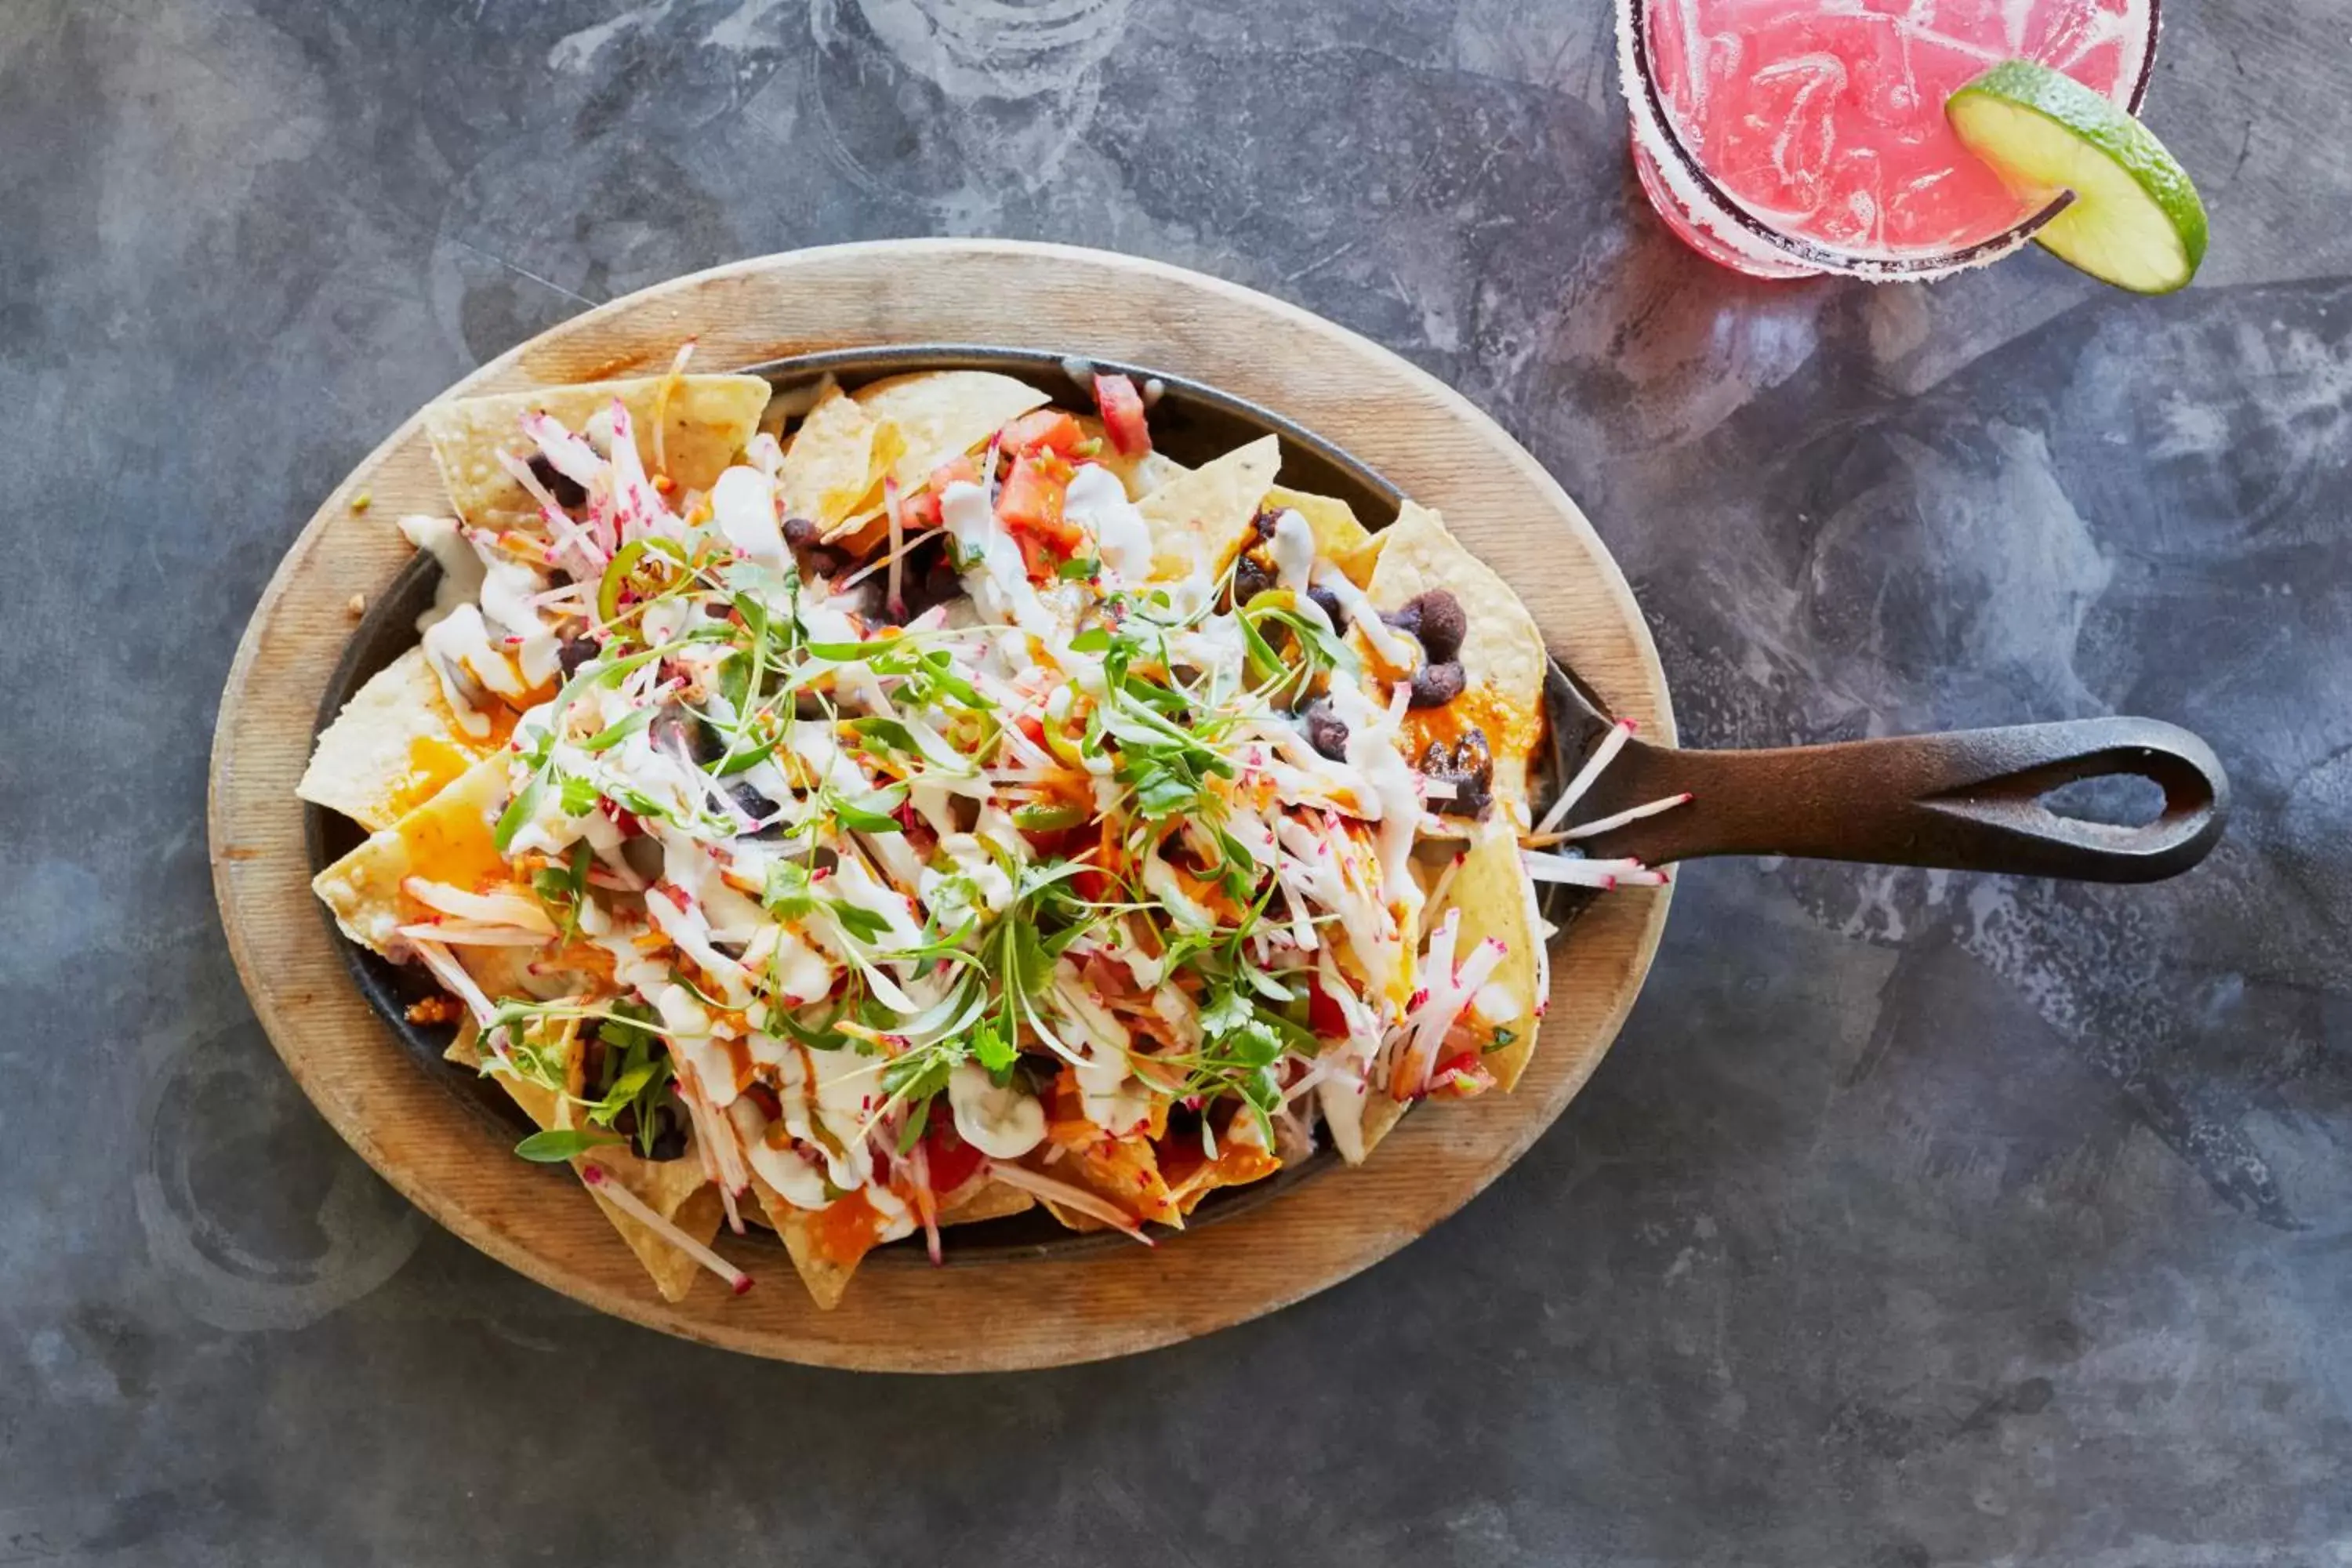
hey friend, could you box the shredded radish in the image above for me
[579,1163,752,1294]
[746,430,785,478]
[1401,929,1507,1096]
[495,447,569,522]
[1519,852,1643,888]
[1424,849,1466,915]
[604,401,670,537]
[1560,791,1693,841]
[396,922,551,947]
[837,526,944,593]
[650,339,694,477]
[983,1162,1154,1243]
[521,412,604,489]
[1536,718,1637,835]
[906,1141,943,1265]
[883,477,907,621]
[403,877,557,934]
[676,1063,753,1223]
[409,938,498,1025]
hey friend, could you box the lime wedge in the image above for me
[1947,59,2207,294]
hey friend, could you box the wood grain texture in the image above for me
[208,240,1678,1370]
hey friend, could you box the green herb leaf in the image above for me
[971,1014,1016,1074]
[763,860,816,918]
[829,788,906,834]
[828,899,891,943]
[895,1094,934,1154]
[1011,800,1088,833]
[581,706,656,753]
[492,773,547,855]
[514,1128,622,1163]
[557,774,601,817]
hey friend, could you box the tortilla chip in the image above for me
[298,647,506,833]
[424,373,771,530]
[851,369,1051,493]
[1438,818,1548,1091]
[1266,484,1380,587]
[1357,818,1548,1156]
[455,941,594,1007]
[1159,1120,1283,1215]
[451,1016,722,1304]
[310,756,512,956]
[1368,501,1549,817]
[1135,434,1282,583]
[1356,1091,1410,1159]
[581,1154,724,1305]
[1029,1137,1181,1231]
[1072,418,1188,499]
[779,384,906,533]
[938,1180,1036,1226]
[750,1176,897,1312]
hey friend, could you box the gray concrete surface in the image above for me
[5,1,2348,1563]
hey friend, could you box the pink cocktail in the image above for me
[1620,0,2159,279]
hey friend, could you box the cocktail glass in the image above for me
[1619,0,2160,281]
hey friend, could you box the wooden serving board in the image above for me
[209,240,1676,1370]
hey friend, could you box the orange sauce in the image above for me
[1401,686,1541,768]
[810,1187,884,1265]
[398,793,510,900]
[385,735,481,822]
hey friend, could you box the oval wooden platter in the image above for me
[209,240,1677,1370]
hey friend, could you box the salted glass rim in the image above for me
[1622,0,2162,277]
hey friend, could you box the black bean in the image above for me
[527,453,587,510]
[1250,506,1282,541]
[1232,554,1274,604]
[652,711,724,764]
[1302,699,1349,761]
[1308,585,1348,632]
[1382,601,1423,641]
[802,545,848,579]
[557,636,601,677]
[578,1030,606,1092]
[782,516,821,548]
[730,781,779,822]
[1421,730,1494,818]
[1409,659,1466,708]
[1407,590,1467,662]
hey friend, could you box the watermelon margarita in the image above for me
[1620,0,2159,279]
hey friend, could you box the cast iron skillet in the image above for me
[307,346,2230,1264]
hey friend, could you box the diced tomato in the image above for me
[996,452,1082,575]
[996,452,1075,535]
[1426,1051,1497,1101]
[1306,982,1348,1040]
[1000,408,1087,459]
[921,1116,986,1194]
[1072,864,1109,903]
[901,456,980,531]
[1015,714,1047,749]
[1094,372,1151,456]
[1020,823,1085,860]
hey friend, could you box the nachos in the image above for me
[302,353,1673,1306]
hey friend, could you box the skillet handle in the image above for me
[1566,717,2230,884]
